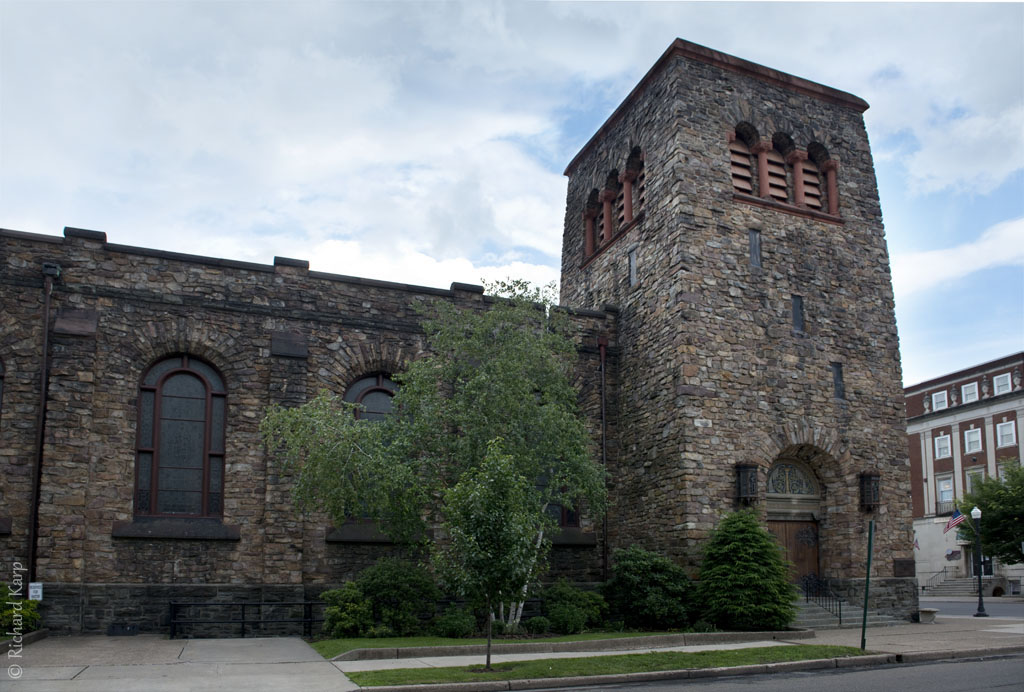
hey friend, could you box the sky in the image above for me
[1,1,1022,387]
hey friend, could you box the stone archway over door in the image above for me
[766,460,822,584]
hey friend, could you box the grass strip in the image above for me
[312,631,675,659]
[348,644,868,686]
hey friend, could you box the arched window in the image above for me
[729,136,754,194]
[343,373,397,420]
[135,355,226,517]
[801,158,823,210]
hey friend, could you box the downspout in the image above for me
[598,336,609,581]
[28,261,61,582]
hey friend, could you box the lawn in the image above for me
[348,645,869,686]
[312,630,677,660]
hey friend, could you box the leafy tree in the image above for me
[696,510,796,631]
[603,546,691,629]
[957,460,1023,565]
[434,439,545,668]
[261,280,606,630]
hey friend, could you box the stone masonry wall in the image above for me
[559,42,914,600]
[1,227,614,632]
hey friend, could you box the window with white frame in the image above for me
[998,461,1019,481]
[961,382,978,404]
[936,475,954,503]
[964,428,982,454]
[996,420,1017,447]
[932,390,948,411]
[966,469,985,494]
[993,373,1011,395]
[934,434,952,458]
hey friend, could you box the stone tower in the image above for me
[560,39,916,611]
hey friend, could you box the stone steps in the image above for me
[925,577,989,597]
[793,600,904,630]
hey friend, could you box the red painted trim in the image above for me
[581,212,645,269]
[732,192,844,225]
[752,141,771,199]
[787,150,808,207]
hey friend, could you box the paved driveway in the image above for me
[0,635,357,692]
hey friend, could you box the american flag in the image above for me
[944,508,966,534]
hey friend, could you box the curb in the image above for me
[0,629,49,655]
[333,629,815,661]
[351,646,1024,691]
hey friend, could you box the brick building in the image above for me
[906,353,1023,595]
[0,39,918,633]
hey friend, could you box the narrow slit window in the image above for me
[628,248,638,286]
[831,362,845,400]
[748,229,762,267]
[791,295,804,333]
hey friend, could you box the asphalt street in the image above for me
[919,598,1024,618]
[553,656,1024,692]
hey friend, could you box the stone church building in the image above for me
[0,39,917,633]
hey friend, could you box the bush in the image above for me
[0,584,41,633]
[358,558,440,636]
[542,579,606,629]
[603,546,691,629]
[366,624,395,638]
[523,616,550,634]
[433,606,476,638]
[321,582,372,638]
[547,602,586,634]
[695,510,796,631]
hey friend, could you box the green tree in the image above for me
[696,510,796,631]
[435,439,546,669]
[261,280,606,626]
[957,460,1023,565]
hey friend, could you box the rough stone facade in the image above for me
[559,40,915,617]
[1,39,917,632]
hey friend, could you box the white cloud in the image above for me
[891,217,1024,301]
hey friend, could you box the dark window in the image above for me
[343,373,397,420]
[136,355,226,517]
[546,502,580,528]
[832,362,845,399]
[628,247,638,286]
[792,295,804,333]
[748,229,762,267]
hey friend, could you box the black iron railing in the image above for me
[169,601,325,639]
[801,575,843,626]
[925,566,953,591]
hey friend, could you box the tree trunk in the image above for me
[505,526,546,629]
[486,596,493,671]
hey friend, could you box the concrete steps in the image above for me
[925,577,990,597]
[793,600,905,630]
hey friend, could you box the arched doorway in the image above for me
[766,459,822,585]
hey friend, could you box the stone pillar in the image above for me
[583,210,596,256]
[983,415,997,479]
[787,150,808,207]
[822,160,839,215]
[752,141,771,198]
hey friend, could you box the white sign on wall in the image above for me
[28,582,43,601]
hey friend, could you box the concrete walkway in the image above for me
[3,607,1023,692]
[0,636,358,692]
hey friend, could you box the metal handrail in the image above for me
[801,576,843,626]
[169,600,325,639]
[925,566,952,590]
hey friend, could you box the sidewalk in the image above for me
[329,613,1024,691]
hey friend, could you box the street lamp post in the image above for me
[970,506,988,617]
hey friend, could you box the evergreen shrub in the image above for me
[603,545,691,629]
[695,510,796,631]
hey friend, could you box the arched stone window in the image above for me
[343,373,397,420]
[135,355,226,517]
[729,124,759,195]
